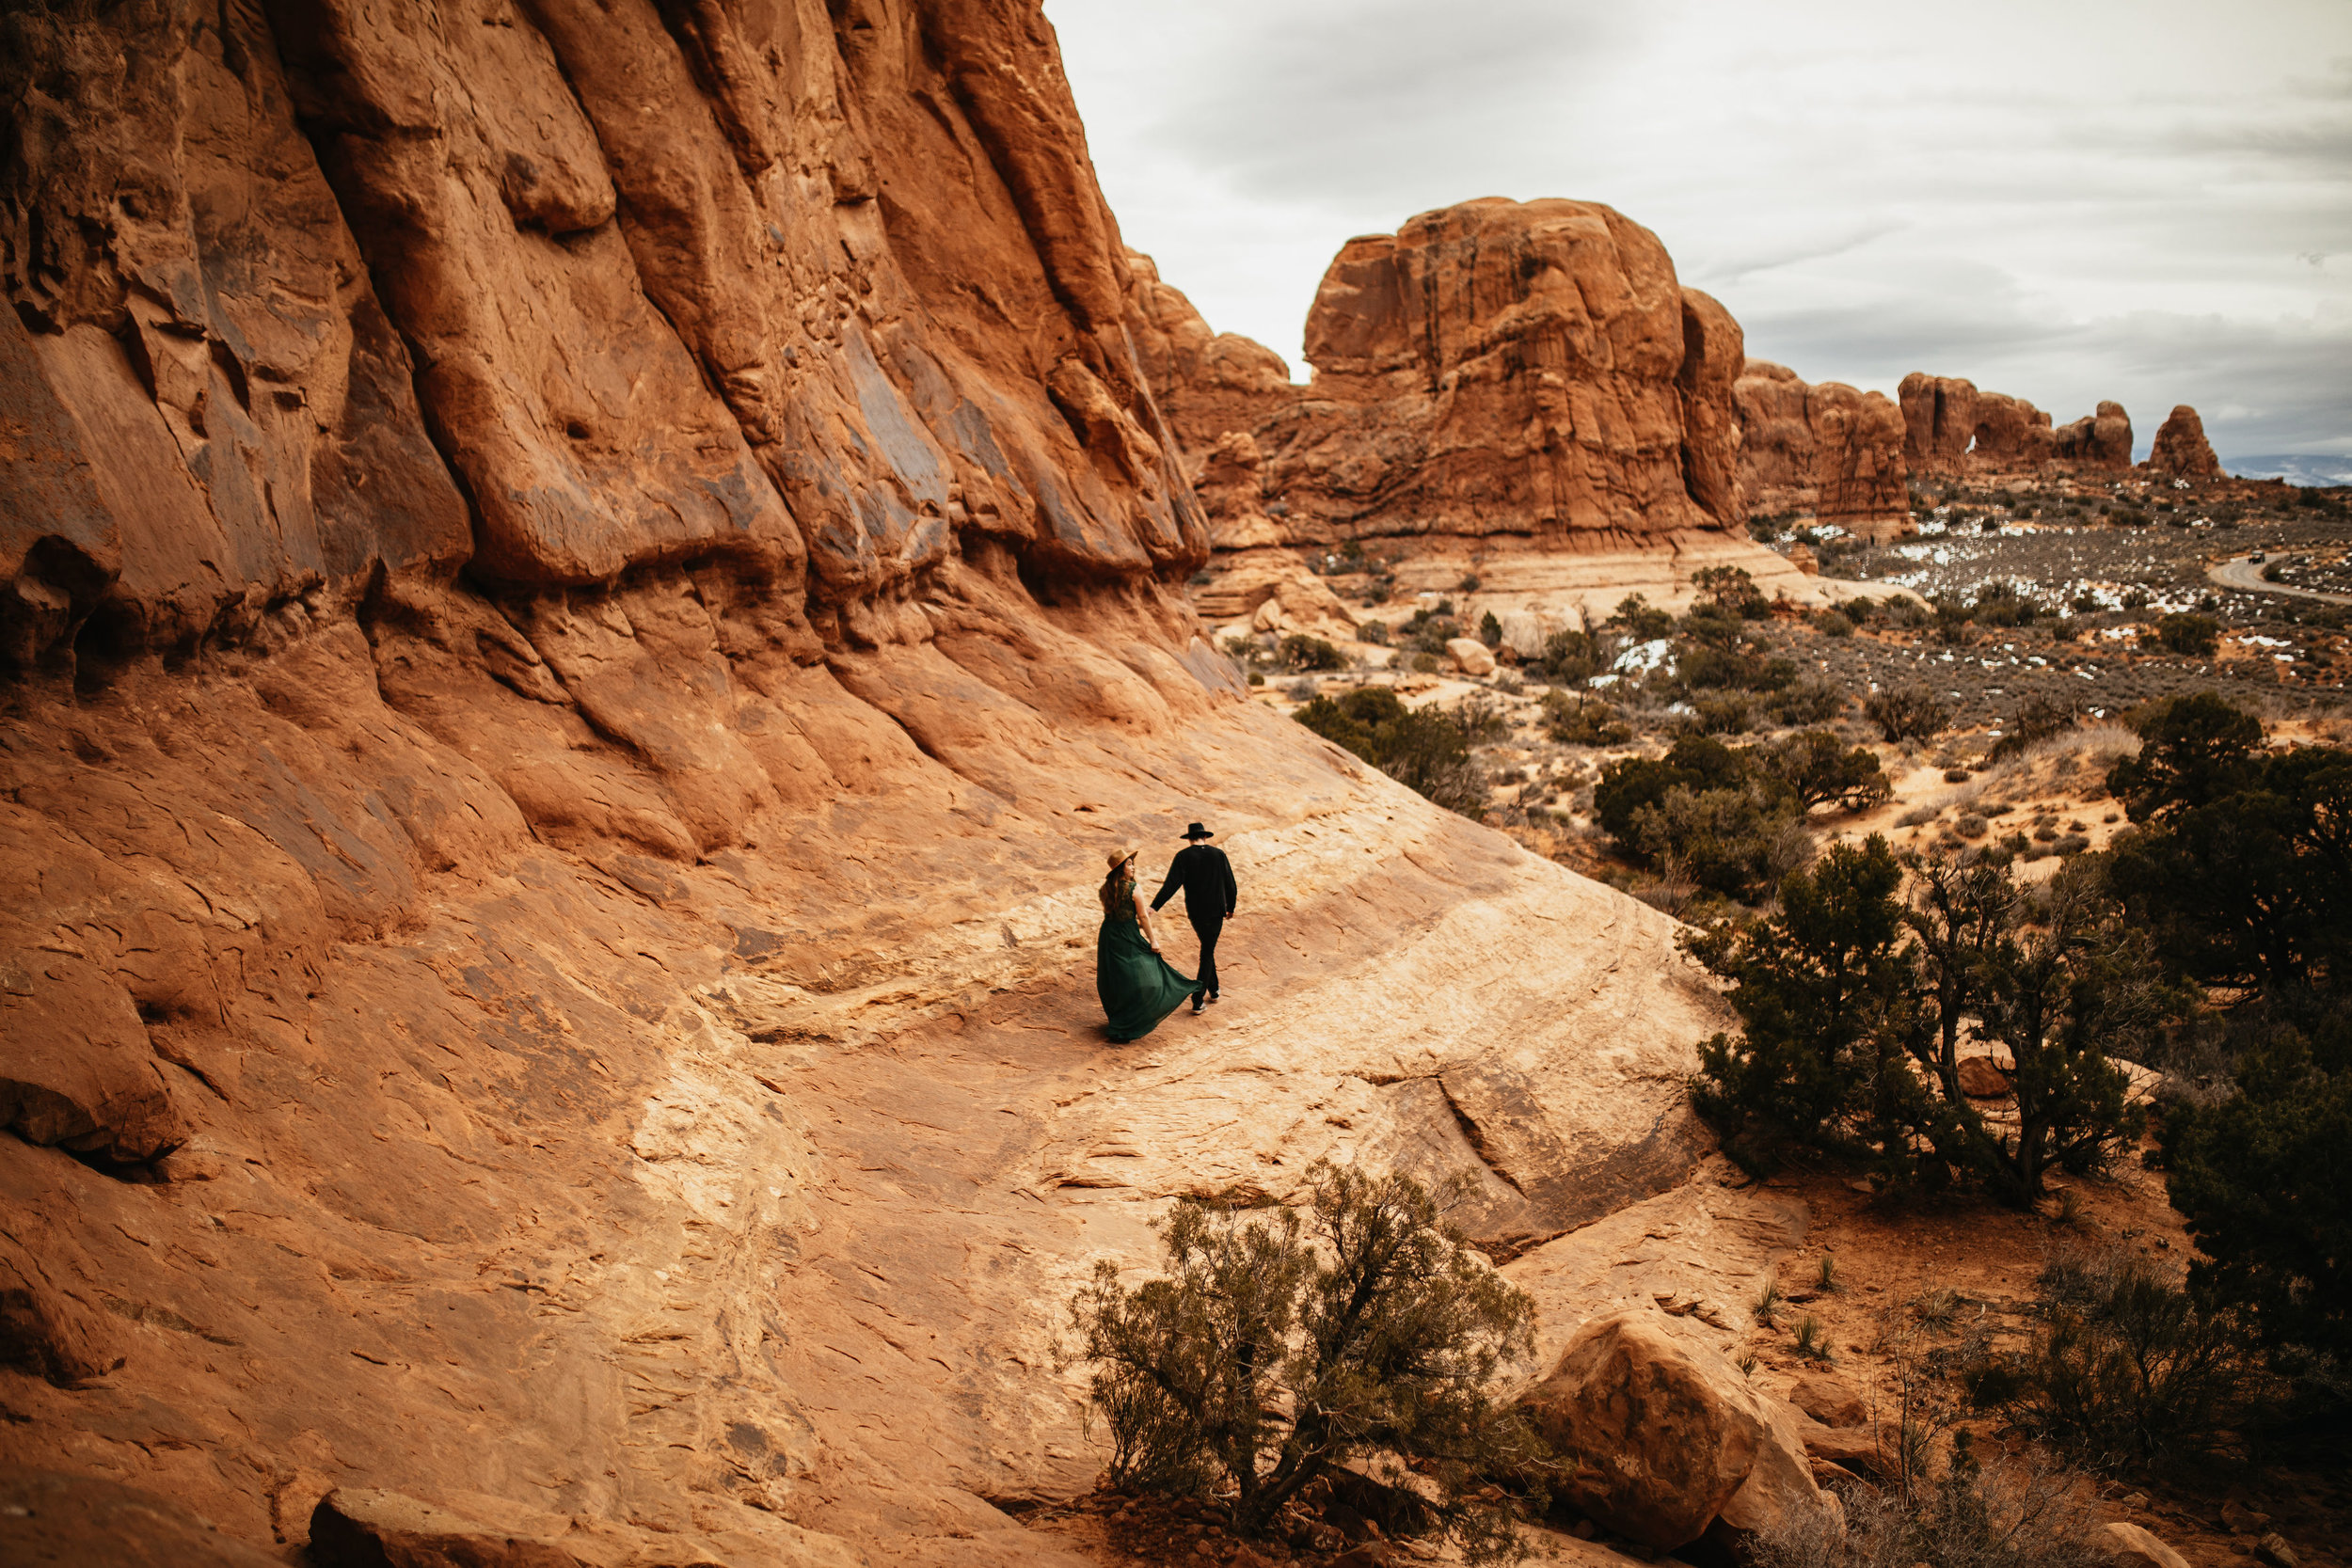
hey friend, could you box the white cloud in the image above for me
[1048,0,2352,458]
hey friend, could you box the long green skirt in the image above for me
[1096,913,1198,1043]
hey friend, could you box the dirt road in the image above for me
[2210,554,2352,605]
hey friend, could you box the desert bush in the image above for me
[1990,694,2077,763]
[1357,620,1390,645]
[1969,1245,2264,1466]
[1692,693,1756,734]
[1607,594,1676,641]
[1972,583,2041,627]
[1769,675,1848,727]
[1693,564,1772,619]
[1811,607,1855,638]
[1294,688,1491,820]
[1598,736,1807,901]
[1278,634,1347,672]
[1528,626,1607,685]
[2154,613,2219,658]
[1756,1448,2106,1568]
[1764,730,1894,813]
[1068,1164,1540,1555]
[1478,610,1503,648]
[1542,692,1632,747]
[1865,685,1948,743]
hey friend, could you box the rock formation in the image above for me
[1732,361,1909,538]
[1137,198,1750,549]
[0,7,1795,1566]
[2144,404,2221,479]
[1899,374,2132,473]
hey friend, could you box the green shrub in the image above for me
[1990,694,2077,763]
[1607,594,1676,641]
[1477,610,1503,648]
[1811,608,1855,638]
[1693,564,1772,620]
[1527,626,1605,684]
[2154,612,2219,657]
[1865,684,1948,743]
[1692,693,1756,734]
[1294,688,1489,819]
[1768,676,1847,727]
[1278,634,1347,672]
[1763,730,1893,812]
[1542,693,1632,747]
[1068,1164,1539,1556]
[1970,1245,2263,1466]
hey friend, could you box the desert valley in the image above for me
[0,6,2345,1568]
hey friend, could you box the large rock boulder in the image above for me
[1899,372,1980,465]
[2094,1521,2193,1568]
[1735,360,1910,537]
[2144,405,2221,479]
[2056,401,2136,470]
[1522,1313,1839,1550]
[1140,198,1750,550]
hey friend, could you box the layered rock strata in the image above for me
[0,7,1795,1566]
[1731,361,1909,539]
[1135,198,1752,552]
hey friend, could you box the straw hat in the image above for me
[1105,845,1138,870]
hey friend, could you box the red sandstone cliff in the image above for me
[1730,361,1908,537]
[0,9,1763,1566]
[2144,404,2221,479]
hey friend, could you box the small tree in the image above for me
[1764,729,1894,812]
[1865,683,1948,743]
[1686,835,1918,1162]
[1070,1165,1539,1558]
[1478,610,1504,648]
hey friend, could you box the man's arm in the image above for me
[1221,848,1237,915]
[1150,852,1184,911]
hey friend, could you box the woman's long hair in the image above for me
[1099,861,1136,916]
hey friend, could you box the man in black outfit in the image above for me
[1152,822,1237,1015]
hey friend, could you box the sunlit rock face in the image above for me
[2144,404,2221,479]
[1136,197,1755,553]
[0,8,1783,1567]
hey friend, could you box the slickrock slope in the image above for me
[0,6,1794,1566]
[1732,361,1910,538]
[1899,373,2135,474]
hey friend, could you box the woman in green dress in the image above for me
[1096,846,1200,1043]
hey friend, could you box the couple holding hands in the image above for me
[1096,822,1237,1044]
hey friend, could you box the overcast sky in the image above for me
[1046,0,2352,464]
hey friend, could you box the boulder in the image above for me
[1957,1055,2013,1101]
[1499,610,1559,661]
[309,1489,582,1568]
[1148,198,1751,552]
[2145,405,2220,480]
[2055,402,2135,470]
[1195,549,1359,644]
[2257,1532,2301,1568]
[1795,1414,1889,1480]
[1899,372,1980,466]
[2093,1520,2192,1568]
[1788,1373,1867,1429]
[1522,1313,1838,1550]
[1447,638,1497,676]
[0,943,186,1164]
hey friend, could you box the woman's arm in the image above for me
[1132,887,1162,952]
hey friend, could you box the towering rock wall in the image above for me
[0,8,1770,1566]
[0,0,1208,675]
[1731,361,1909,537]
[1138,198,1752,552]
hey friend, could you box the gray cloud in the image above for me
[1050,0,2352,460]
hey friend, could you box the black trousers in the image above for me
[1189,913,1224,998]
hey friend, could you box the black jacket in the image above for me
[1151,844,1236,922]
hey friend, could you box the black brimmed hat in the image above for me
[1183,822,1213,840]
